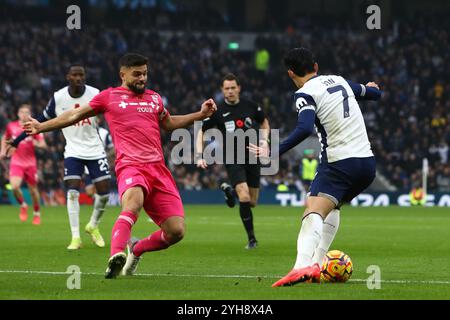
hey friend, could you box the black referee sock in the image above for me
[239,202,256,241]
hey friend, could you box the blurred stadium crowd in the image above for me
[0,7,449,202]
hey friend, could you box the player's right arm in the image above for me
[195,129,207,169]
[0,124,13,159]
[24,105,96,135]
[0,132,9,159]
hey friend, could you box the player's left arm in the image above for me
[346,80,382,101]
[249,93,316,157]
[161,99,217,131]
[279,109,315,156]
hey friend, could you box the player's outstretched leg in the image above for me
[124,217,184,276]
[106,211,138,278]
[220,182,236,208]
[272,196,335,287]
[85,193,109,247]
[67,189,82,250]
[272,212,323,287]
[312,208,340,266]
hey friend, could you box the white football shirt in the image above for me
[44,85,106,160]
[295,75,374,163]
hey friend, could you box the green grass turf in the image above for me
[0,205,449,300]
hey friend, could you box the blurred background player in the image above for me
[197,73,270,249]
[10,64,111,250]
[23,53,217,279]
[250,47,382,286]
[299,149,318,193]
[0,104,47,224]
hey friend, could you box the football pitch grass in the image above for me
[0,205,449,300]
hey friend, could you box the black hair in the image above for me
[283,47,316,77]
[68,63,85,72]
[222,73,240,86]
[119,53,148,68]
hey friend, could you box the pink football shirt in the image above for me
[89,87,169,167]
[5,121,43,167]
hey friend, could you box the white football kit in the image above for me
[44,85,106,160]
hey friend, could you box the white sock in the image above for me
[67,190,80,238]
[89,193,109,228]
[33,211,40,217]
[312,209,340,266]
[294,213,323,269]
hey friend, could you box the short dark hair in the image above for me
[68,63,85,73]
[222,73,240,86]
[119,53,148,68]
[283,47,316,77]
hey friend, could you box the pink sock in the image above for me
[110,211,137,257]
[133,229,170,257]
[15,194,24,205]
[33,203,40,212]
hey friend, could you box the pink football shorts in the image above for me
[116,161,184,226]
[10,164,38,186]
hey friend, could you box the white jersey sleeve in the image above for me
[51,85,106,160]
[298,75,373,163]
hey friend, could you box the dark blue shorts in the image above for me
[64,157,111,183]
[309,157,376,206]
[84,174,93,186]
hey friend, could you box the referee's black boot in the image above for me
[220,183,236,208]
[245,239,258,250]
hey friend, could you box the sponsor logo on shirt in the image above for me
[118,101,159,113]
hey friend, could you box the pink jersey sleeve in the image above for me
[33,133,44,141]
[89,88,111,114]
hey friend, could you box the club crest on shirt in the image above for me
[151,95,159,104]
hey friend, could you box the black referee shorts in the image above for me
[225,164,261,189]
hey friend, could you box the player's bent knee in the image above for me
[165,225,185,244]
[236,191,251,202]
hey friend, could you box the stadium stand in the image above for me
[0,2,448,199]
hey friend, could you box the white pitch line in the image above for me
[1,270,450,285]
